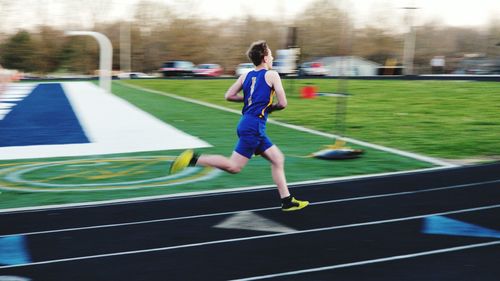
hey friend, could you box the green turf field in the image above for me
[0,79,440,210]
[123,78,500,160]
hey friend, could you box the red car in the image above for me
[298,61,328,76]
[193,64,224,77]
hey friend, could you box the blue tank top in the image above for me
[241,69,275,120]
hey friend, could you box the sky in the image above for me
[158,0,500,27]
[1,0,500,31]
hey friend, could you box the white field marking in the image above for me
[0,109,11,120]
[0,82,211,160]
[0,98,23,102]
[214,211,297,233]
[0,203,499,270]
[0,103,15,109]
[0,83,35,96]
[2,178,499,238]
[0,83,35,120]
[1,93,29,98]
[118,81,456,167]
[0,165,452,214]
[232,240,500,281]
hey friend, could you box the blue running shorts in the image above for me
[234,115,273,159]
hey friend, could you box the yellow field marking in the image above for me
[88,170,146,180]
[0,155,216,192]
[0,166,215,192]
[37,158,165,182]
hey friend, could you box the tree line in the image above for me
[1,0,499,75]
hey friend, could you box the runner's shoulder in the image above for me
[266,69,279,77]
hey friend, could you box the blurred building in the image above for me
[317,56,380,76]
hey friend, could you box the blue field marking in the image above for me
[0,235,31,265]
[0,83,89,147]
[423,215,500,239]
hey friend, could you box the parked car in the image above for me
[160,61,195,77]
[193,64,223,77]
[298,61,328,76]
[235,63,254,76]
[453,56,500,75]
[117,72,156,79]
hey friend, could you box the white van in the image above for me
[235,63,254,76]
[273,49,299,76]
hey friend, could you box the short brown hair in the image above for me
[246,40,269,66]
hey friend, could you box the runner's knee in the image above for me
[226,164,242,174]
[269,151,285,167]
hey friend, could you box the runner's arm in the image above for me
[267,70,287,111]
[225,75,245,102]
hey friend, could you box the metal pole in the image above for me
[335,14,352,140]
[120,22,132,73]
[65,31,113,92]
[402,7,418,75]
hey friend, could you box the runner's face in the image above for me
[264,48,273,69]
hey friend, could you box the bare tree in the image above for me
[293,0,350,60]
[1,0,498,75]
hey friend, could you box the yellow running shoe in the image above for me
[281,197,309,211]
[169,149,195,174]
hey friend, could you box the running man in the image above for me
[170,40,309,211]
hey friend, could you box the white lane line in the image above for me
[0,206,275,238]
[232,240,500,281]
[0,166,453,214]
[1,204,499,269]
[2,178,499,237]
[117,81,455,167]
